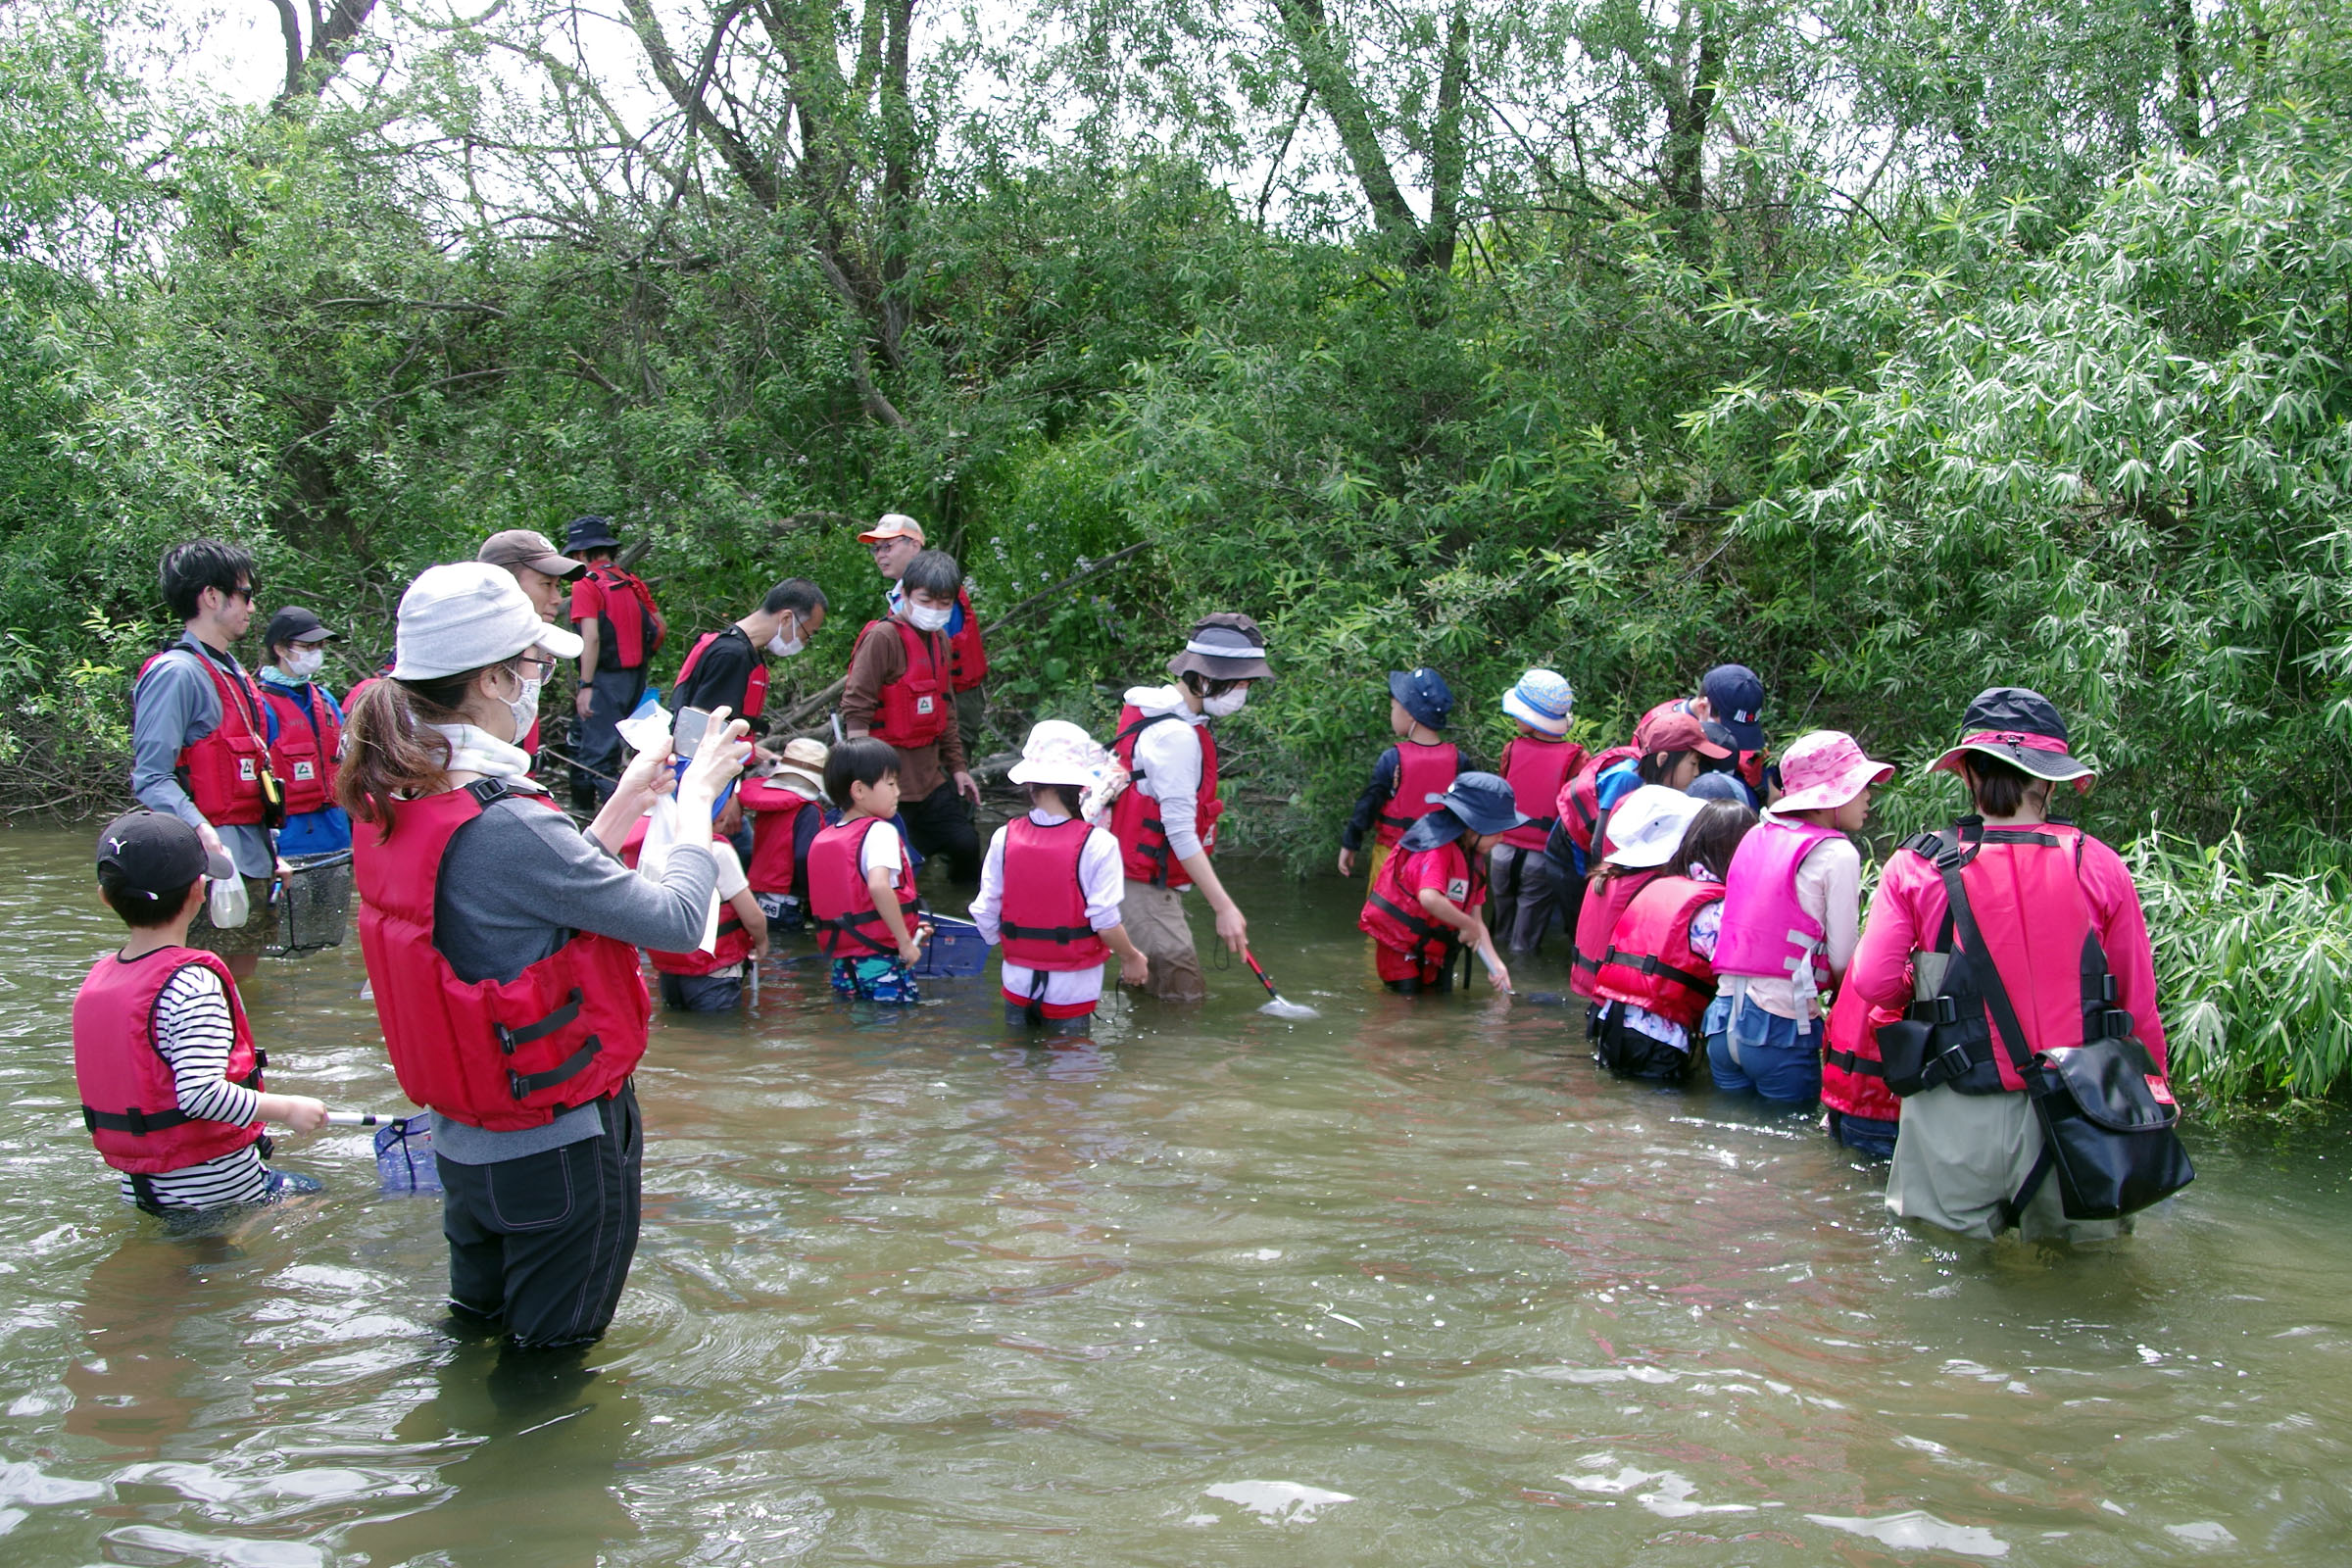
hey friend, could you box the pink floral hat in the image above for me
[1773,729,1894,813]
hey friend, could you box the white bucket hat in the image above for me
[1008,719,1108,788]
[1603,784,1707,868]
[393,562,581,680]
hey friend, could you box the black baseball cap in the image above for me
[264,607,336,650]
[96,809,231,889]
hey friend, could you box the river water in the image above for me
[1,823,2348,1565]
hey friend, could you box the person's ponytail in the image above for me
[336,670,477,832]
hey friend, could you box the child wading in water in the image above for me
[1338,666,1464,887]
[1591,797,1756,1080]
[1358,773,1524,995]
[73,810,327,1225]
[808,738,930,1002]
[968,721,1151,1028]
[1488,668,1585,955]
[1709,730,1893,1105]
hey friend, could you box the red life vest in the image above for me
[949,585,988,692]
[1893,824,2141,1096]
[1375,741,1462,848]
[582,564,662,669]
[1556,745,1641,864]
[672,628,768,720]
[999,816,1109,971]
[809,816,922,958]
[1110,705,1223,889]
[1571,865,1664,999]
[73,948,265,1174]
[1499,735,1586,851]
[616,817,755,977]
[855,618,953,749]
[261,682,342,815]
[1593,876,1724,1029]
[137,646,277,828]
[355,781,650,1130]
[1714,815,1841,993]
[1359,841,1478,965]
[1822,983,1903,1122]
[738,776,816,894]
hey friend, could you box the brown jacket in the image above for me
[841,615,966,800]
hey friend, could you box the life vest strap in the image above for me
[1825,1047,1884,1077]
[1599,947,1711,996]
[83,1103,193,1136]
[1001,919,1097,942]
[496,987,584,1053]
[1368,889,1455,953]
[508,1034,603,1101]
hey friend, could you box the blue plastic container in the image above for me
[912,915,988,978]
[373,1113,442,1195]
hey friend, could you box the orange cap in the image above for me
[857,513,925,545]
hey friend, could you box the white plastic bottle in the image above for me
[208,875,250,930]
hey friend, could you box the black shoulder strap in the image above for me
[1113,711,1185,778]
[466,778,512,808]
[1931,854,2039,1091]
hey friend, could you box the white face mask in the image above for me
[1203,685,1250,718]
[505,670,543,740]
[766,617,804,658]
[906,602,954,633]
[282,647,324,680]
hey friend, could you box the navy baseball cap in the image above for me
[1388,666,1456,730]
[565,514,622,552]
[1702,663,1766,751]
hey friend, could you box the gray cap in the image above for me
[393,563,582,680]
[478,529,586,580]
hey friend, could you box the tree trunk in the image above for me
[1425,1,1472,277]
[1270,0,1431,267]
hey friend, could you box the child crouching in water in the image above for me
[74,810,327,1224]
[968,721,1150,1028]
[1591,797,1756,1079]
[809,738,930,1002]
[1359,773,1524,995]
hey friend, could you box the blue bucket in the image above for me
[912,915,988,978]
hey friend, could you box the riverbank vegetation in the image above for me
[4,0,2350,1102]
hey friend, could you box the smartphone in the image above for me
[672,706,713,760]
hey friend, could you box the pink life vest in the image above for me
[1713,815,1842,997]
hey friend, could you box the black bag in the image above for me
[1933,858,2195,1226]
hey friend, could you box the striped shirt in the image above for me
[116,962,270,1211]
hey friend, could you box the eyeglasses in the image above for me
[516,652,557,677]
[224,583,256,604]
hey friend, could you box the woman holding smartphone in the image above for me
[340,563,751,1351]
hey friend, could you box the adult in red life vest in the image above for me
[340,562,749,1350]
[1110,613,1273,1003]
[1848,687,2171,1242]
[479,528,588,768]
[1592,796,1755,1079]
[566,514,667,810]
[73,809,328,1222]
[1358,773,1524,995]
[1709,730,1894,1107]
[130,540,282,980]
[1641,662,1774,808]
[1337,666,1468,886]
[1488,668,1586,955]
[738,737,832,931]
[669,579,829,755]
[860,513,989,755]
[843,549,982,885]
[256,607,351,859]
[969,721,1152,1027]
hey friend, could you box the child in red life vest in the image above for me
[618,817,770,1012]
[1359,773,1524,996]
[1591,797,1756,1080]
[1708,730,1894,1106]
[1338,667,1467,888]
[808,737,931,1003]
[968,721,1152,1027]
[739,737,830,933]
[74,810,327,1223]
[1489,668,1587,956]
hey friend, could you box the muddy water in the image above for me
[1,823,2348,1565]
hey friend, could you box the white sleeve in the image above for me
[1137,721,1205,861]
[1081,826,1127,929]
[710,838,750,900]
[860,821,906,878]
[1797,836,1864,975]
[968,827,1010,944]
[155,964,262,1127]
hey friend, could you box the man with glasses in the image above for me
[130,539,282,979]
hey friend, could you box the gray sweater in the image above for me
[429,792,715,1163]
